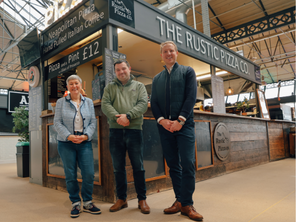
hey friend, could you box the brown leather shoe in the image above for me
[163,200,181,214]
[138,200,150,214]
[181,205,203,221]
[109,199,128,212]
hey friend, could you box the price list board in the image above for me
[104,48,126,85]
[49,73,72,100]
[92,48,126,100]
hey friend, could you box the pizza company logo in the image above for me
[111,0,133,21]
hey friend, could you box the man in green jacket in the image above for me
[101,60,150,214]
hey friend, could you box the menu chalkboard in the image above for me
[49,72,72,99]
[92,49,126,100]
[104,48,126,85]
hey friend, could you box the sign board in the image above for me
[45,37,102,80]
[92,48,126,100]
[113,0,260,84]
[42,0,107,60]
[49,73,72,99]
[8,91,29,113]
[104,48,126,85]
[28,66,40,88]
[213,123,230,161]
[109,0,135,28]
[17,28,40,68]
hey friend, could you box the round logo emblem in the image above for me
[28,66,40,88]
[214,123,230,161]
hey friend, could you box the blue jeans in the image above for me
[109,129,146,201]
[157,119,196,206]
[58,141,94,203]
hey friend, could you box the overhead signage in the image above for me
[131,1,261,84]
[109,0,135,28]
[45,38,103,80]
[213,123,230,161]
[42,0,107,60]
[45,0,83,28]
[8,91,29,113]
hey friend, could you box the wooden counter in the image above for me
[41,104,295,203]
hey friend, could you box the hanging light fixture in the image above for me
[226,75,234,95]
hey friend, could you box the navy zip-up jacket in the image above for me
[151,62,197,122]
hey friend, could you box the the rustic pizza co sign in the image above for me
[213,123,231,161]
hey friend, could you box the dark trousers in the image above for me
[157,119,196,206]
[109,129,147,201]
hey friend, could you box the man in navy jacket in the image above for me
[151,41,203,221]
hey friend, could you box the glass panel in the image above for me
[279,85,294,97]
[265,87,278,99]
[142,119,165,179]
[195,121,212,168]
[238,93,250,101]
[47,124,100,182]
[227,94,238,104]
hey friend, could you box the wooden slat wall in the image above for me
[268,122,285,161]
[268,122,294,161]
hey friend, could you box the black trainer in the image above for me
[71,205,81,218]
[83,202,101,214]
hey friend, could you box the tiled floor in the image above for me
[0,158,295,222]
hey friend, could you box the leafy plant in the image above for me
[236,97,250,113]
[12,106,29,142]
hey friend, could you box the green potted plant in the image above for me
[236,97,250,115]
[12,106,29,177]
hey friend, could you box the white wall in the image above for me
[0,135,19,164]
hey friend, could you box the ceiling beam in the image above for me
[0,76,26,81]
[228,28,295,49]
[212,7,295,44]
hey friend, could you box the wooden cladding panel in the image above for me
[194,114,269,180]
[268,122,287,161]
[268,125,285,161]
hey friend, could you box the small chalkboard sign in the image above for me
[91,49,126,100]
[104,48,126,85]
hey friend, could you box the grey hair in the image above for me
[66,75,82,85]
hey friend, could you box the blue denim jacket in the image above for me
[54,94,96,142]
